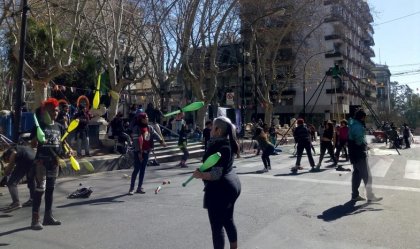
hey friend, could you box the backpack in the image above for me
[67,187,93,199]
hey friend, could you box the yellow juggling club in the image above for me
[61,119,80,142]
[63,143,80,171]
[93,74,101,109]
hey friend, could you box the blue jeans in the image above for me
[130,151,150,191]
[76,131,90,156]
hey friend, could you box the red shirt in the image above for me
[139,126,152,151]
[339,126,349,141]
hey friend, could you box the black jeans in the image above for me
[262,146,274,169]
[295,142,315,167]
[352,156,374,199]
[7,165,35,203]
[319,141,337,164]
[33,160,58,214]
[207,204,238,249]
[334,139,348,160]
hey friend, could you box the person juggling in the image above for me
[192,117,241,249]
[30,98,72,230]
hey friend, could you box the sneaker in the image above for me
[135,188,146,194]
[290,167,298,174]
[22,199,33,207]
[128,190,134,195]
[180,164,188,168]
[367,196,383,203]
[2,202,22,213]
[262,168,269,173]
[310,167,320,172]
[268,165,272,170]
[351,195,366,202]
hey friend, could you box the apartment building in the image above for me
[288,0,376,123]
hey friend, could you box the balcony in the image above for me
[324,34,342,40]
[326,87,344,94]
[325,51,342,58]
[362,47,375,57]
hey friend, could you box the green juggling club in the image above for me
[163,101,205,117]
[182,152,221,187]
[33,113,46,143]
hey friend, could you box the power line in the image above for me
[374,10,420,26]
[388,62,420,68]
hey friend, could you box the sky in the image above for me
[368,0,420,91]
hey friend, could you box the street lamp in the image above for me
[302,49,334,119]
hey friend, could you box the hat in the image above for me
[297,119,304,125]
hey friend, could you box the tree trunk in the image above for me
[33,82,48,109]
[196,106,207,129]
[264,102,273,124]
[108,95,120,119]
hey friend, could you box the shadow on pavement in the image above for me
[274,169,327,177]
[237,170,267,175]
[0,226,31,237]
[318,201,383,222]
[56,193,127,208]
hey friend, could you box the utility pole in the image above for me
[13,0,29,142]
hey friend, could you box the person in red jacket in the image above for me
[128,113,166,195]
[335,119,349,170]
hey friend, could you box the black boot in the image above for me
[31,212,43,230]
[43,211,61,226]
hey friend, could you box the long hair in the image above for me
[213,117,239,155]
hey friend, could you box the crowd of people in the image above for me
[0,100,406,248]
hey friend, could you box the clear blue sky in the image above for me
[369,0,420,91]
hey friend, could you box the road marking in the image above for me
[370,158,393,177]
[243,174,420,193]
[404,160,420,180]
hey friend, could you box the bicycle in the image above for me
[116,133,135,170]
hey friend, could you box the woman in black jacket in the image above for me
[193,116,241,249]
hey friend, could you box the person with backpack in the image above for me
[128,113,166,195]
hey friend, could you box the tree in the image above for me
[180,0,239,127]
[6,0,88,107]
[240,0,320,124]
[81,0,169,118]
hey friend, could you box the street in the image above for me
[1,136,420,249]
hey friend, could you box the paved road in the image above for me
[1,136,420,249]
